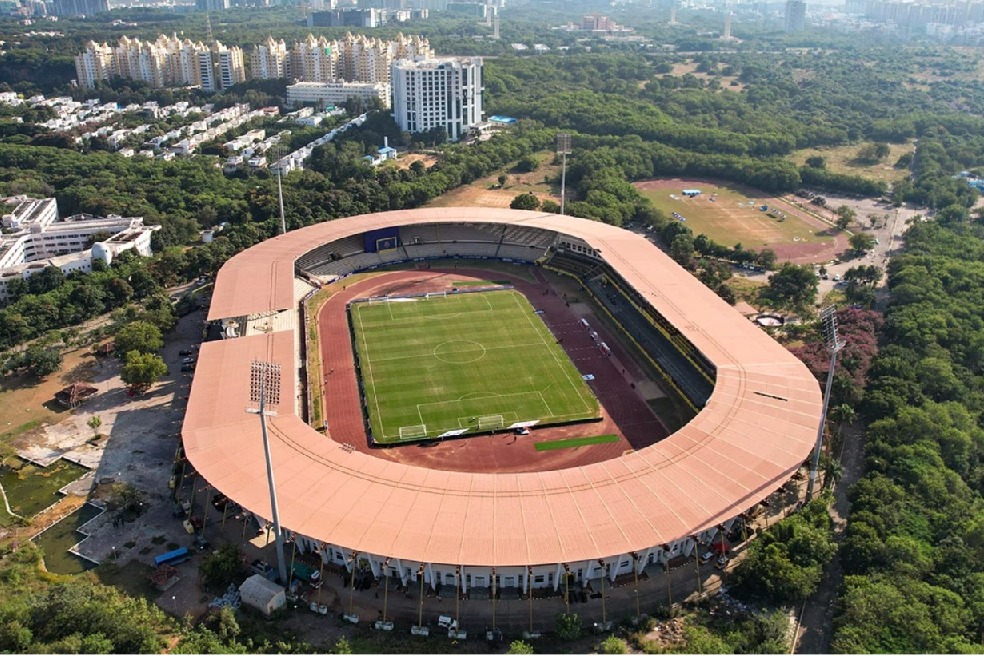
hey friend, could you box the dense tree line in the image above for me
[831,220,984,653]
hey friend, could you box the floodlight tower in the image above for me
[556,133,571,216]
[272,144,287,235]
[806,306,843,501]
[247,360,289,584]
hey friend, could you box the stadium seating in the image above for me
[495,243,550,262]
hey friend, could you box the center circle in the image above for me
[433,340,487,364]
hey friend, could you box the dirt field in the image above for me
[391,152,437,171]
[789,142,914,184]
[635,178,847,264]
[0,347,100,444]
[426,151,561,209]
[317,266,668,474]
[661,61,745,92]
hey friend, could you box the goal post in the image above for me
[477,415,504,431]
[425,291,447,299]
[398,424,427,440]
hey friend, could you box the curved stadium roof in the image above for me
[184,207,821,567]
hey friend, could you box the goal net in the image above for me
[399,425,427,440]
[477,415,504,431]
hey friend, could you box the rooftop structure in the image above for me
[186,207,821,594]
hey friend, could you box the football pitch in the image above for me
[349,289,601,444]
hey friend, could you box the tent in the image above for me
[239,574,285,616]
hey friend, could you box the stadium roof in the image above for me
[188,208,821,567]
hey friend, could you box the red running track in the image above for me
[317,266,668,474]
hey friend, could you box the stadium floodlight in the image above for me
[556,133,571,216]
[806,306,843,501]
[272,144,288,235]
[246,360,288,585]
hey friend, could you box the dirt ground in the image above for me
[317,265,669,474]
[0,347,98,442]
[426,152,561,209]
[635,178,848,264]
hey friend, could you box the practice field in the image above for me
[634,180,833,251]
[350,289,601,444]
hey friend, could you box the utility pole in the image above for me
[806,306,843,501]
[557,133,571,215]
[246,361,288,585]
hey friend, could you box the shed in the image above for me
[682,189,702,197]
[239,574,285,616]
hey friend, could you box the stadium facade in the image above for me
[185,208,821,599]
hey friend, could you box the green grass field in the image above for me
[534,435,619,451]
[350,289,600,444]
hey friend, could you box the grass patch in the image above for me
[789,142,913,184]
[451,280,511,287]
[33,502,103,575]
[351,289,600,445]
[0,457,88,519]
[635,181,830,250]
[533,434,619,451]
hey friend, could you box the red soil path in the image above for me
[317,266,668,474]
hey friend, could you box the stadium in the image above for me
[183,207,821,619]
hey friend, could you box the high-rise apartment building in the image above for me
[74,41,115,90]
[391,56,483,141]
[250,37,290,80]
[283,32,431,85]
[75,36,244,91]
[785,0,806,31]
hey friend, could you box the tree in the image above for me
[555,613,582,640]
[849,232,876,253]
[540,199,561,214]
[764,263,818,311]
[600,635,629,654]
[670,233,695,269]
[510,193,540,211]
[114,321,163,358]
[22,344,61,378]
[120,351,167,394]
[200,545,244,591]
[87,415,102,438]
[515,154,540,173]
[508,639,535,654]
[805,155,826,169]
[835,205,856,230]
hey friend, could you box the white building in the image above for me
[391,57,483,141]
[0,196,157,303]
[286,80,390,109]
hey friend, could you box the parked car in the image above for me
[181,357,196,364]
[181,364,195,373]
[699,550,715,564]
[179,349,194,356]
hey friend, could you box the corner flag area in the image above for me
[349,289,601,445]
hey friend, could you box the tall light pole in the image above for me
[556,133,571,216]
[272,144,287,235]
[246,360,288,585]
[806,306,843,501]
